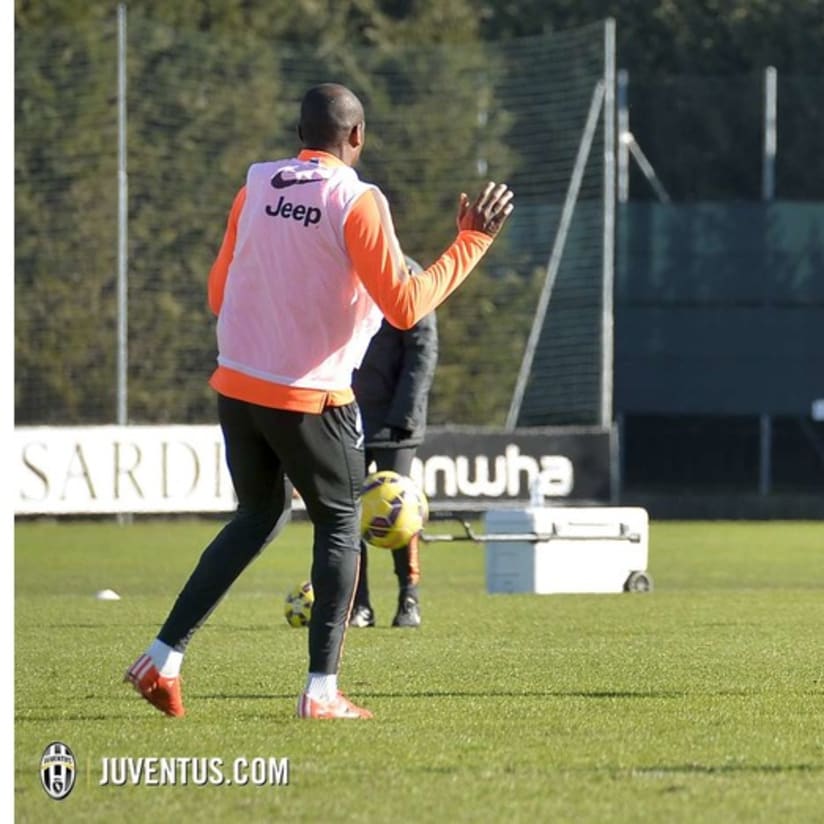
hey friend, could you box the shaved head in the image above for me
[299,83,365,150]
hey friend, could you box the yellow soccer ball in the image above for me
[360,471,428,550]
[284,580,314,627]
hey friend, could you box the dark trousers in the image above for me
[353,445,421,607]
[158,394,364,674]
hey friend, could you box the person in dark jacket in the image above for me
[350,256,438,628]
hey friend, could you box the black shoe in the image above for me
[391,596,421,628]
[349,604,375,628]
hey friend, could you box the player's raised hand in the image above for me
[457,182,514,238]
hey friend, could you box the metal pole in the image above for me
[117,5,131,525]
[617,68,629,203]
[762,66,777,201]
[759,413,772,497]
[626,137,671,203]
[601,18,616,431]
[759,67,776,498]
[611,413,623,504]
[117,3,128,428]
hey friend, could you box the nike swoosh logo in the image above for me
[270,170,323,189]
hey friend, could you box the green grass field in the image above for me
[14,518,824,823]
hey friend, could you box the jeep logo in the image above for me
[265,196,322,227]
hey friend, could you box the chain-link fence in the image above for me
[15,13,611,429]
[17,13,820,434]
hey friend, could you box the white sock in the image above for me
[305,673,338,702]
[148,638,183,678]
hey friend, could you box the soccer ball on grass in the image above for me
[360,470,428,550]
[284,581,314,627]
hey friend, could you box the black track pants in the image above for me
[159,394,364,674]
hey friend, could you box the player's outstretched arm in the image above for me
[346,181,515,329]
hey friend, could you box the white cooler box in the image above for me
[484,506,650,594]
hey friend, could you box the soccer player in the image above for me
[350,257,437,629]
[125,83,514,720]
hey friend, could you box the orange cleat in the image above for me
[125,654,185,718]
[296,691,373,719]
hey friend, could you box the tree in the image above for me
[15,19,120,423]
[478,0,824,74]
[16,1,518,425]
[23,1,820,426]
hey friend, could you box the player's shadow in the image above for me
[197,692,297,701]
[180,685,824,703]
[361,689,688,699]
[195,689,686,701]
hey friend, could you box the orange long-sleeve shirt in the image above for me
[208,150,492,413]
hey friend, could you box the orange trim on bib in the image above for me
[209,366,354,413]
